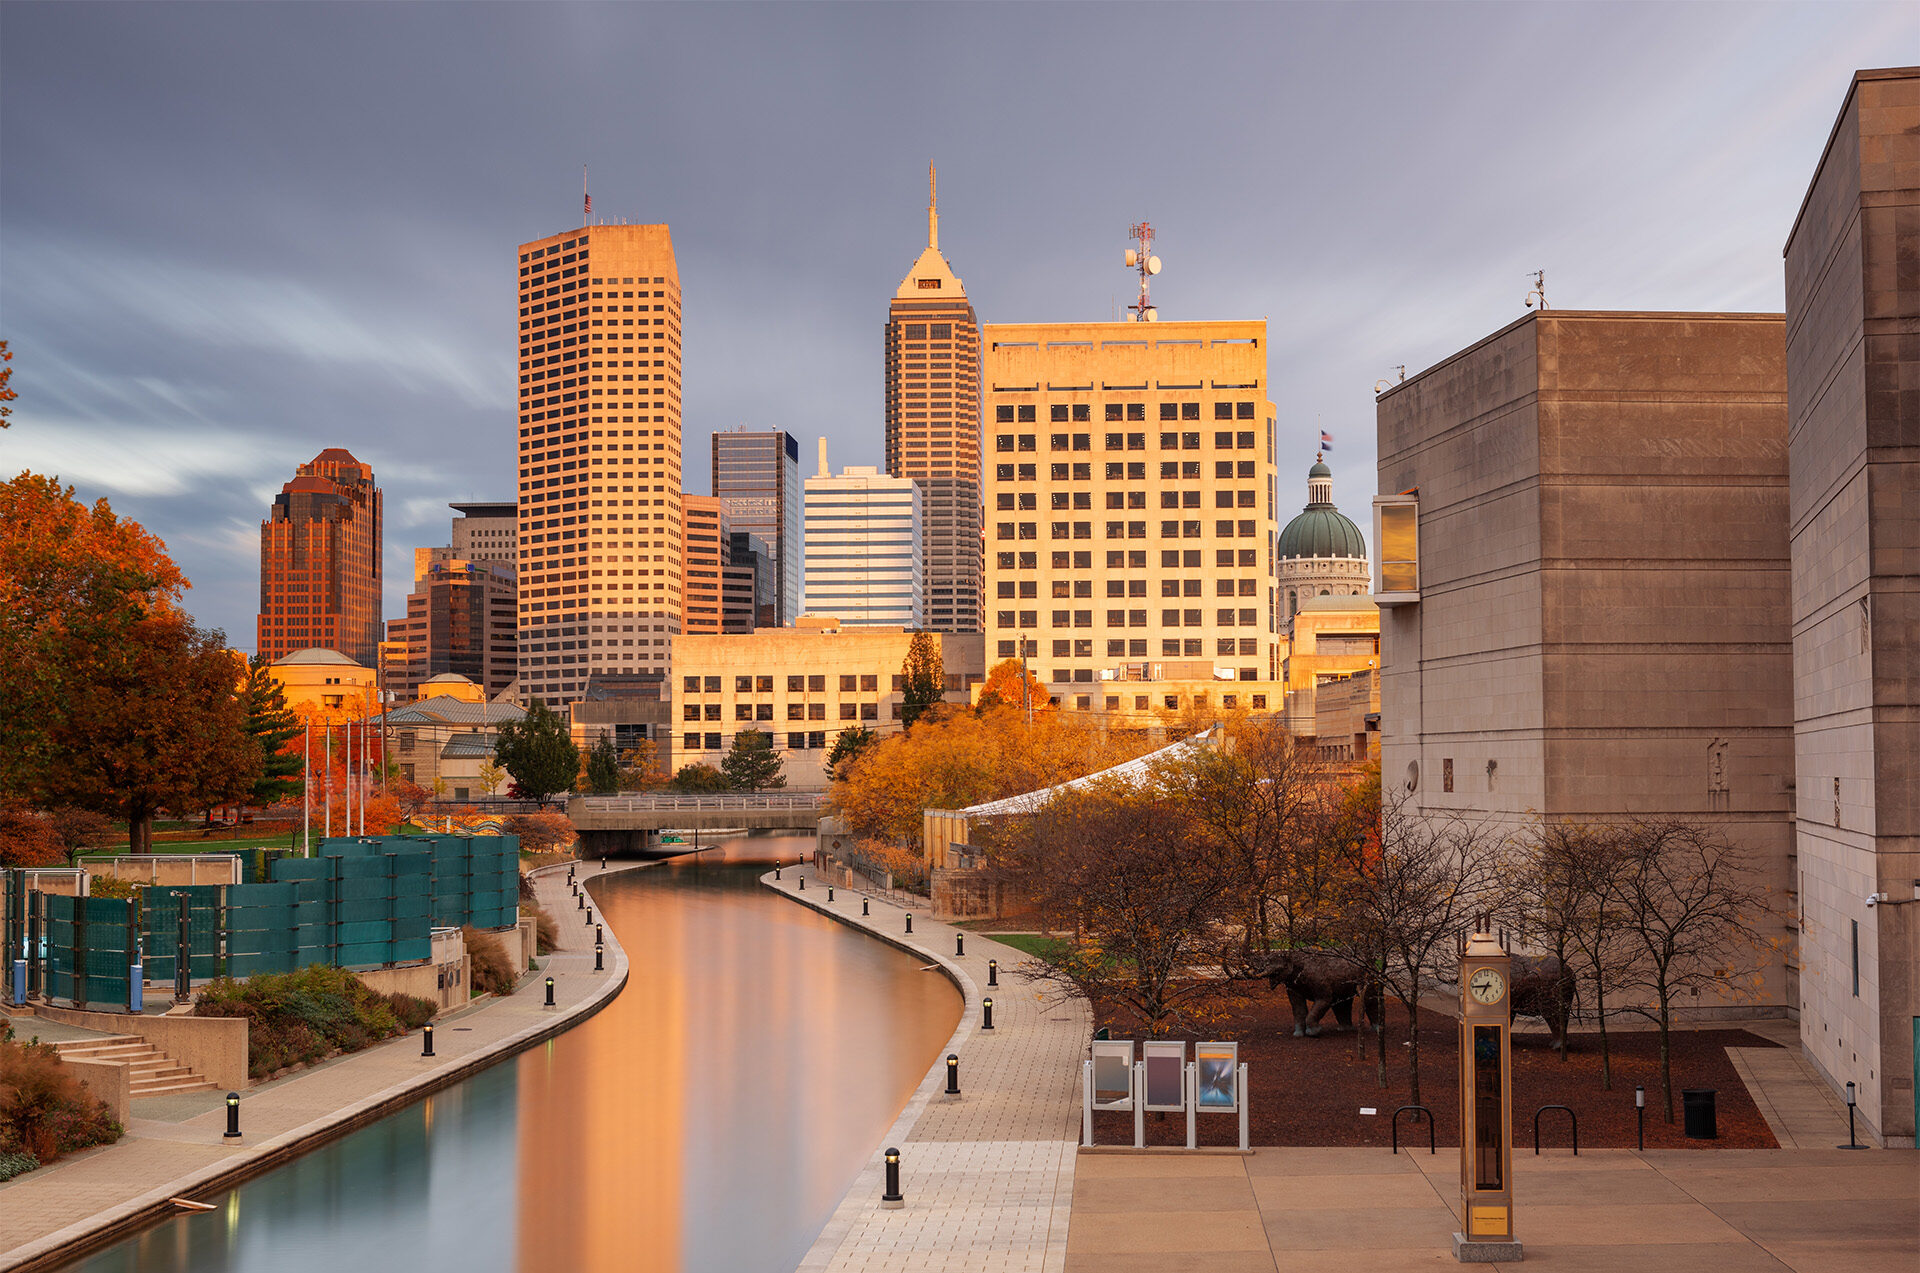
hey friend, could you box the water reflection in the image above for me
[64,834,960,1273]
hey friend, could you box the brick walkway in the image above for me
[0,860,638,1273]
[769,864,1089,1273]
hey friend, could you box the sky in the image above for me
[2,2,1912,651]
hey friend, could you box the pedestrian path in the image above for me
[768,864,1088,1273]
[0,859,640,1273]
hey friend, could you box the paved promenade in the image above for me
[0,860,638,1273]
[766,863,1089,1273]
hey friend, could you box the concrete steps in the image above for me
[54,1035,218,1097]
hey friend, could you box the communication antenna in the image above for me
[1373,365,1407,393]
[583,165,592,222]
[1524,269,1547,310]
[1123,222,1162,322]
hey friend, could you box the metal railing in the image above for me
[575,793,830,812]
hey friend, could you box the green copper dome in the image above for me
[1278,456,1368,560]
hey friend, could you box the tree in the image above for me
[670,763,731,792]
[504,811,575,854]
[1612,820,1778,1122]
[491,700,579,805]
[584,734,620,794]
[1510,820,1638,1083]
[0,804,64,868]
[899,631,944,729]
[975,658,1049,717]
[476,758,505,798]
[617,739,667,791]
[39,616,261,853]
[721,728,786,791]
[0,339,14,427]
[242,655,303,806]
[825,726,876,781]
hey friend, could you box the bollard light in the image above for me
[586,906,593,925]
[1634,1085,1645,1151]
[881,1147,904,1209]
[799,876,806,891]
[828,886,834,902]
[422,1023,435,1058]
[945,1053,960,1096]
[776,865,782,880]
[595,941,604,972]
[862,899,870,917]
[1840,1080,1862,1149]
[982,997,995,1031]
[596,923,604,946]
[568,868,574,884]
[988,959,998,987]
[577,891,584,910]
[956,933,965,957]
[544,977,555,1008]
[905,914,913,934]
[224,1092,242,1139]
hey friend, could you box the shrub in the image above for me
[88,875,140,901]
[0,1039,122,1162]
[47,807,116,855]
[463,927,516,997]
[520,902,559,956]
[503,812,574,855]
[0,1150,39,1181]
[0,804,64,868]
[194,965,414,1080]
[385,992,436,1031]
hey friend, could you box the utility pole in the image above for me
[1019,631,1033,727]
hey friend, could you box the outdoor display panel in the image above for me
[1091,1040,1134,1109]
[1195,1041,1238,1111]
[1143,1040,1186,1112]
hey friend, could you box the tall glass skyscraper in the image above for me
[710,427,802,624]
[804,441,922,629]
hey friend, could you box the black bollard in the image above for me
[595,942,604,972]
[799,876,805,891]
[776,865,782,880]
[881,1147,903,1209]
[956,933,965,957]
[422,1023,435,1057]
[586,906,593,925]
[905,914,913,934]
[1635,1086,1645,1151]
[982,997,995,1031]
[828,886,834,902]
[224,1092,242,1139]
[544,976,555,1008]
[862,899,870,917]
[597,923,604,946]
[945,1053,960,1095]
[1840,1081,1864,1149]
[567,868,574,885]
[988,959,998,987]
[577,891,584,910]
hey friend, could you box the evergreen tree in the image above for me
[492,699,580,805]
[585,734,620,794]
[243,654,303,805]
[826,725,876,780]
[899,631,945,728]
[721,727,786,791]
[670,762,731,792]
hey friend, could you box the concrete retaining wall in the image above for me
[34,1007,249,1091]
[62,1058,131,1127]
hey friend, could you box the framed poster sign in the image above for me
[1143,1040,1186,1112]
[1195,1041,1238,1111]
[1091,1040,1135,1109]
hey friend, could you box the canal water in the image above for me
[65,834,961,1273]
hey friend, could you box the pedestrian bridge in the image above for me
[568,792,831,856]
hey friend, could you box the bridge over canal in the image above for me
[567,793,830,856]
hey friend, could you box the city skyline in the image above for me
[0,3,1910,648]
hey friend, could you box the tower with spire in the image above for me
[883,164,982,634]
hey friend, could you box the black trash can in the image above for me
[1682,1088,1718,1139]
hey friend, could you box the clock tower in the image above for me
[1456,929,1522,1262]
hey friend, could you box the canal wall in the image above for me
[0,859,642,1273]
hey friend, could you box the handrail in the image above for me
[1533,1104,1578,1155]
[575,793,829,811]
[1392,1104,1434,1155]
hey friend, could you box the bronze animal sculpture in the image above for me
[1250,949,1383,1037]
[1507,953,1577,1051]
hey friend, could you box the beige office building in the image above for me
[515,222,683,706]
[981,320,1282,710]
[885,168,983,633]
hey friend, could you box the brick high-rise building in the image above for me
[885,166,982,633]
[515,222,683,706]
[257,448,383,664]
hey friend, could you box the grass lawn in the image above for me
[990,933,1073,965]
[78,832,307,858]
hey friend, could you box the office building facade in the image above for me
[804,444,923,628]
[681,495,727,636]
[884,168,982,633]
[384,556,518,703]
[257,448,384,665]
[711,428,802,624]
[515,222,684,706]
[450,501,517,566]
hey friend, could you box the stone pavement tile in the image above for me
[1518,1203,1745,1245]
[1066,1253,1277,1273]
[1078,1154,1251,1178]
[1510,1168,1695,1206]
[1653,1162,1917,1202]
[1244,1146,1422,1176]
[1705,1199,1918,1246]
[1075,1173,1258,1214]
[1756,1239,1920,1273]
[1253,1171,1447,1211]
[1260,1205,1462,1251]
[1486,1243,1788,1273]
[1069,1209,1271,1254]
[1269,1250,1470,1273]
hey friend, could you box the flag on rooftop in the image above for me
[1319,430,1333,451]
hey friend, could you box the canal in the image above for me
[65,834,962,1273]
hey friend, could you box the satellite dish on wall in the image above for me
[1405,760,1420,792]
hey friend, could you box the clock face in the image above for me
[1469,968,1507,1005]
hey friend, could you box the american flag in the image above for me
[1319,430,1333,451]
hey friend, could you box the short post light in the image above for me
[798,876,805,891]
[988,959,999,987]
[775,865,782,880]
[956,933,965,957]
[905,914,913,935]
[1635,1085,1645,1151]
[595,941,604,972]
[596,923,604,946]
[567,867,575,885]
[544,976,556,1009]
[577,890,584,911]
[862,899,870,917]
[827,886,834,902]
[945,1053,960,1096]
[585,906,593,926]
[1839,1081,1864,1149]
[422,1023,436,1058]
[224,1092,242,1139]
[881,1147,904,1209]
[982,997,995,1032]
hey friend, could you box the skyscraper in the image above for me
[449,501,517,566]
[805,440,923,628]
[257,448,383,664]
[885,166,982,634]
[681,495,727,635]
[385,558,518,703]
[515,222,683,706]
[711,428,802,624]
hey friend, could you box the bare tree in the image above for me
[1612,819,1779,1121]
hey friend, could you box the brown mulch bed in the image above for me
[1086,988,1780,1151]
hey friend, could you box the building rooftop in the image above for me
[272,648,365,668]
[384,696,525,727]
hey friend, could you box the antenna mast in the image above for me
[1124,223,1162,322]
[1525,269,1547,310]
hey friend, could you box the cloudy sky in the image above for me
[2,2,1910,649]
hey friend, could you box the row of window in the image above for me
[998,488,1259,511]
[995,461,1253,482]
[992,608,1264,629]
[995,403,1256,424]
[996,549,1264,570]
[995,430,1259,452]
[994,520,1263,541]
[995,638,1265,665]
[684,731,831,752]
[998,578,1262,599]
[685,702,880,722]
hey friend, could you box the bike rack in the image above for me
[1533,1104,1578,1155]
[1392,1104,1435,1155]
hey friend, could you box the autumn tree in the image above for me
[670,763,730,792]
[974,658,1049,717]
[617,739,667,791]
[899,631,945,729]
[721,727,786,791]
[584,734,620,794]
[476,757,506,798]
[492,700,578,805]
[0,339,14,427]
[0,804,64,868]
[1509,820,1638,1082]
[825,726,875,780]
[242,655,303,806]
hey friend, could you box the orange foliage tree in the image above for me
[974,658,1051,716]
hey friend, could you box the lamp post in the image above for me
[1635,1085,1645,1151]
[1839,1081,1865,1149]
[881,1147,904,1209]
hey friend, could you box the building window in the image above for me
[1443,758,1454,792]
[1852,920,1860,997]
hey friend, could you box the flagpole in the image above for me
[303,718,311,857]
[324,722,332,838]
